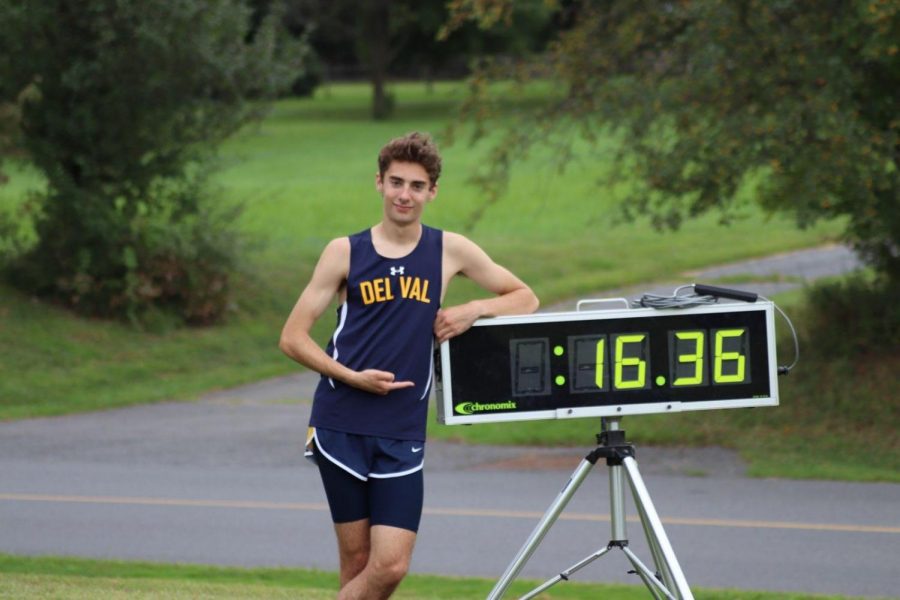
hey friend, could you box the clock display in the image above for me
[435,303,778,425]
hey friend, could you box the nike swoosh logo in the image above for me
[411,447,422,453]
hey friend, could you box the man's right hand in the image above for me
[351,369,415,395]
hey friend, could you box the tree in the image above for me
[280,0,400,118]
[0,83,30,186]
[0,102,15,186]
[448,0,900,282]
[282,0,556,119]
[0,0,304,323]
[282,0,431,119]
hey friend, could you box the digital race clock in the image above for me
[434,302,778,425]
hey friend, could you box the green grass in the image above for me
[0,281,292,419]
[215,84,841,304]
[0,554,884,600]
[0,81,841,421]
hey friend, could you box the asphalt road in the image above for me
[1,371,898,598]
[2,244,898,598]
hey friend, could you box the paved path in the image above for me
[3,244,898,598]
[546,243,862,311]
[1,382,898,598]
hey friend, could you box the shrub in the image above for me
[797,275,900,359]
[7,170,249,327]
[0,0,304,324]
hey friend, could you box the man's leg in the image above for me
[337,525,417,600]
[337,467,424,598]
[315,443,372,587]
[334,519,371,587]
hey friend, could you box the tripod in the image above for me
[486,418,694,600]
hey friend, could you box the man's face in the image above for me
[376,161,437,225]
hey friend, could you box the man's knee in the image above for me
[370,554,410,586]
[335,519,371,582]
[341,545,369,576]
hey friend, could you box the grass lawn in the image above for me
[0,81,841,422]
[0,554,882,600]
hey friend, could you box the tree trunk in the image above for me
[366,0,392,120]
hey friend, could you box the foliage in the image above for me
[248,0,322,96]
[0,104,15,185]
[280,0,557,118]
[0,0,303,323]
[447,0,900,282]
[0,82,33,187]
[8,171,251,326]
[798,274,900,358]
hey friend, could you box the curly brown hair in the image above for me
[377,132,442,187]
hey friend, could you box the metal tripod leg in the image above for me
[485,457,595,600]
[623,456,694,600]
[518,545,613,600]
[485,420,693,600]
[519,541,674,600]
[621,545,676,600]
[512,460,688,600]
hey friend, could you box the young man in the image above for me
[279,132,539,599]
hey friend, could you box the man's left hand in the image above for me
[433,302,482,344]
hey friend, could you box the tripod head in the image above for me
[588,417,635,466]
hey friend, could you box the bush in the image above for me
[797,275,900,359]
[7,171,248,327]
[290,50,324,97]
[0,0,304,325]
[117,175,251,327]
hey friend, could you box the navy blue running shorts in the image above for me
[311,428,425,533]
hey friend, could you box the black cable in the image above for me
[630,284,717,309]
[631,284,800,374]
[759,294,800,374]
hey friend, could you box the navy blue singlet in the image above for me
[310,225,443,442]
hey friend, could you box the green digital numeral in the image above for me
[614,333,648,390]
[594,338,606,389]
[673,331,705,386]
[714,328,748,384]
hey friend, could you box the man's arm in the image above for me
[279,238,414,395]
[435,232,539,343]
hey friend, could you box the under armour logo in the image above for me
[390,266,405,276]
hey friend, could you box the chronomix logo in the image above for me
[454,400,517,415]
